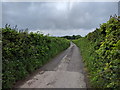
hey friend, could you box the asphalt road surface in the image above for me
[15,42,87,88]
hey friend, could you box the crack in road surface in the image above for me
[15,42,87,88]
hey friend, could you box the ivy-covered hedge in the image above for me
[74,16,120,88]
[2,25,70,89]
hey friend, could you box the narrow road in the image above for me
[15,42,87,88]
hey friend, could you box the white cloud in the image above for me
[2,0,119,2]
[29,28,95,36]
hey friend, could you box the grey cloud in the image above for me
[2,2,118,36]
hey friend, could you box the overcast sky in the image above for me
[2,2,118,36]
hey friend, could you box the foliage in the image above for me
[62,35,82,40]
[2,25,70,89]
[73,16,120,88]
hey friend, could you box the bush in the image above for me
[2,26,70,89]
[73,16,120,88]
